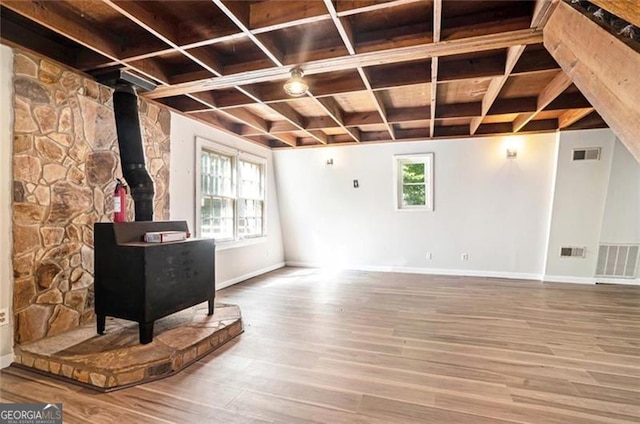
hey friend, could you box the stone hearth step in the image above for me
[11,303,242,391]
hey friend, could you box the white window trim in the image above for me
[393,153,434,212]
[195,137,268,247]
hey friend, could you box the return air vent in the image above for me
[572,148,601,161]
[560,246,586,258]
[596,244,640,278]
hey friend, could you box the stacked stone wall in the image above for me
[11,50,171,344]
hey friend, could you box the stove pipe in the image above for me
[112,82,155,221]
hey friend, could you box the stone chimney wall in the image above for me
[11,50,171,344]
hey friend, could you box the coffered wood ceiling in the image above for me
[1,0,610,148]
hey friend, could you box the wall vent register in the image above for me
[572,148,601,161]
[560,246,586,258]
[596,244,639,278]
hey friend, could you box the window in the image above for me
[196,137,266,242]
[394,153,434,211]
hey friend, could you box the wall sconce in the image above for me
[503,135,523,159]
[326,158,334,166]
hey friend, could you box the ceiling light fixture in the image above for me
[283,68,308,97]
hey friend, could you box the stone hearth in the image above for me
[11,303,242,391]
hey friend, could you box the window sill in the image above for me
[395,208,433,212]
[216,236,268,251]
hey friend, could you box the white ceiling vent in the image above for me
[572,148,601,161]
[596,245,639,278]
[560,246,586,258]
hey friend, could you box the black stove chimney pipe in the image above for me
[113,82,155,221]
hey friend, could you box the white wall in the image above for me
[170,113,285,287]
[0,45,14,366]
[544,129,616,281]
[600,138,640,244]
[274,133,558,279]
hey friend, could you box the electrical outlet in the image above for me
[0,308,9,327]
[461,253,469,261]
[426,252,432,260]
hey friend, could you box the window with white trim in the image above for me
[196,137,266,242]
[394,153,434,211]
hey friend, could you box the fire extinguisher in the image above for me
[113,178,128,223]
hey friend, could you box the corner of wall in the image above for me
[543,129,616,281]
[1,44,15,365]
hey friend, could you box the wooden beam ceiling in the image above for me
[469,0,559,136]
[0,0,617,148]
[545,1,640,162]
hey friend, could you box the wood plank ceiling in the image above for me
[1,0,609,149]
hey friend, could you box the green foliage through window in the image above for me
[402,163,427,206]
[395,154,433,211]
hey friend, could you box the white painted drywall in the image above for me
[599,138,640,244]
[0,45,14,366]
[274,133,557,278]
[544,129,616,280]
[170,112,285,287]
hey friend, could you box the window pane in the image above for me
[201,149,233,197]
[402,163,425,184]
[239,160,263,199]
[199,141,268,240]
[238,198,264,238]
[402,184,426,206]
[201,195,234,239]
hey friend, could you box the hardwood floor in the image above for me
[1,267,639,423]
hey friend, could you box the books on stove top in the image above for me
[143,230,190,243]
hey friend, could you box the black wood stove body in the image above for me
[94,221,215,344]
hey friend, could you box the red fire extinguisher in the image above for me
[114,178,128,223]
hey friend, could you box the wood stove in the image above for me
[94,221,215,344]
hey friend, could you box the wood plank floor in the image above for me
[1,267,639,423]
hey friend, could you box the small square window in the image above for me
[394,153,434,211]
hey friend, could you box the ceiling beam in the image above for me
[512,70,572,132]
[0,13,76,65]
[372,89,396,140]
[213,0,284,66]
[545,1,640,162]
[429,0,442,138]
[558,108,595,129]
[315,96,361,142]
[146,28,543,99]
[241,82,326,146]
[222,108,269,133]
[532,0,561,28]
[102,0,179,44]
[2,1,120,58]
[469,0,558,135]
[469,45,524,134]
[335,0,424,17]
[323,0,394,140]
[102,0,226,79]
[589,0,640,28]
[1,0,176,85]
[268,102,327,145]
[249,0,331,33]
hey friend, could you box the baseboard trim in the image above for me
[542,275,595,284]
[285,262,542,281]
[1,352,14,369]
[594,277,640,286]
[543,275,640,285]
[217,262,285,290]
